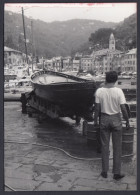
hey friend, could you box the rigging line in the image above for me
[23,8,32,11]
[8,7,32,14]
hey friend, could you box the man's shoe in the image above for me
[101,172,107,178]
[113,174,125,180]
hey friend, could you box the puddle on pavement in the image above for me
[33,117,101,159]
[5,102,136,162]
[34,164,59,175]
[34,164,62,182]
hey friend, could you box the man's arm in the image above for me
[120,104,130,129]
[94,103,101,126]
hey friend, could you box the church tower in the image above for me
[109,33,115,51]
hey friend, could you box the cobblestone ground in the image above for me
[4,102,137,191]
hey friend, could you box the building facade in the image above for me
[72,59,80,71]
[62,57,72,71]
[81,56,92,71]
[51,57,63,72]
[91,33,123,73]
[4,46,25,67]
[44,59,53,70]
[123,48,137,72]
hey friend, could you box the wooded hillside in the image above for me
[4,11,117,58]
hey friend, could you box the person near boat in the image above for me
[94,71,130,180]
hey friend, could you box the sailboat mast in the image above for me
[21,7,29,75]
[31,20,34,73]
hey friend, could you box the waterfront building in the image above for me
[91,33,122,73]
[62,57,72,71]
[72,59,80,71]
[81,56,92,71]
[112,54,125,73]
[51,57,63,72]
[94,55,104,73]
[44,59,53,70]
[123,48,137,72]
[4,46,26,68]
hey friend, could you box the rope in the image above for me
[5,140,134,160]
[4,140,134,191]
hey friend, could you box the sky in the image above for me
[5,3,137,23]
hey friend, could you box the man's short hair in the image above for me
[106,71,118,83]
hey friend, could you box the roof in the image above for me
[81,57,92,60]
[109,50,122,55]
[46,59,53,63]
[4,46,22,54]
[126,48,137,55]
[91,48,110,56]
[73,60,80,63]
[63,59,70,62]
[110,33,115,40]
[91,48,122,57]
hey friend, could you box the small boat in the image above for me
[30,70,97,120]
[76,73,95,81]
[118,75,132,79]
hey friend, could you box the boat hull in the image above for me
[31,70,97,117]
[32,81,95,107]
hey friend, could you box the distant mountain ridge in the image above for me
[4,11,117,58]
[77,13,137,54]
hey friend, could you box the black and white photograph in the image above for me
[3,2,137,191]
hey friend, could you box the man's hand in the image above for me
[94,103,101,127]
[120,104,130,124]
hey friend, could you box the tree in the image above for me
[89,28,114,49]
[5,35,16,49]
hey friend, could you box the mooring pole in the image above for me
[21,93,27,114]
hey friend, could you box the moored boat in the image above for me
[30,70,97,120]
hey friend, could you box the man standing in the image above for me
[94,71,130,180]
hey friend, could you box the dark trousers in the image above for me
[100,113,122,174]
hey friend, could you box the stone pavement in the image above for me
[4,144,137,191]
[4,102,137,191]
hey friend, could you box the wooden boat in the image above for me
[118,75,132,79]
[30,70,97,120]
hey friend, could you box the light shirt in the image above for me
[95,87,126,115]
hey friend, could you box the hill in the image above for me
[83,13,137,54]
[4,11,117,58]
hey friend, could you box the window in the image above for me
[4,53,8,58]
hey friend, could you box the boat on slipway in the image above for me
[27,70,97,122]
